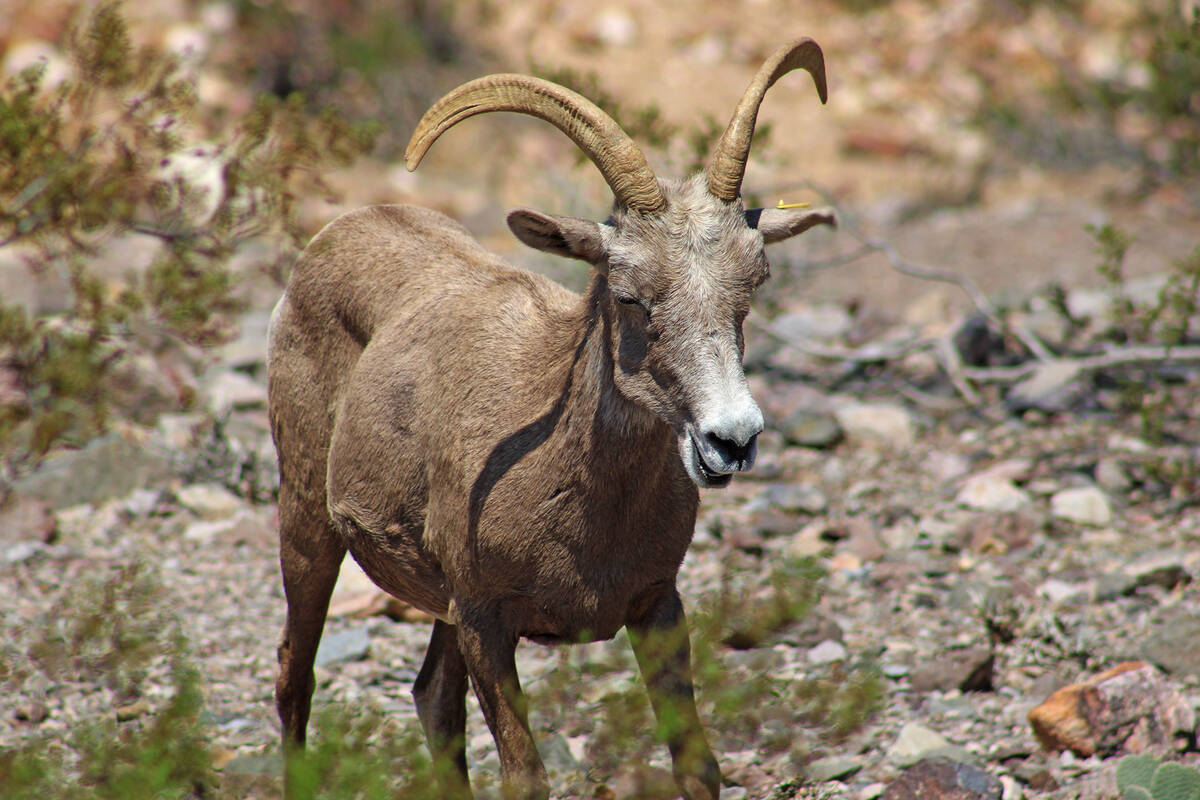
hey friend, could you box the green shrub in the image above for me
[0,1,375,485]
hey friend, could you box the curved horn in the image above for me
[706,38,828,202]
[405,74,666,214]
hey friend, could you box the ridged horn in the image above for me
[706,38,828,202]
[406,74,667,214]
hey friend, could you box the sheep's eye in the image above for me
[615,293,651,320]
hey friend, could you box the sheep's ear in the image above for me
[507,208,611,267]
[746,206,836,244]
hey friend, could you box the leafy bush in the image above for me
[0,2,375,485]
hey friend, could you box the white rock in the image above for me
[1039,578,1087,604]
[122,489,161,517]
[772,304,853,342]
[177,483,243,518]
[833,403,915,447]
[1051,486,1113,526]
[786,522,827,559]
[808,639,848,664]
[858,783,886,800]
[957,475,1031,512]
[204,370,267,414]
[888,722,951,766]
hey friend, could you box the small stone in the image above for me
[13,432,170,509]
[1142,611,1200,677]
[834,403,916,448]
[3,540,44,564]
[807,755,863,782]
[842,517,886,562]
[1027,661,1195,756]
[176,483,244,518]
[776,409,843,449]
[184,510,273,546]
[772,304,853,341]
[829,552,862,572]
[218,311,270,369]
[1050,487,1113,526]
[1039,579,1088,605]
[757,483,828,514]
[0,494,56,544]
[786,521,828,559]
[223,752,283,776]
[926,451,971,482]
[537,731,581,776]
[957,476,1031,512]
[882,757,1002,800]
[1000,774,1023,800]
[204,369,267,415]
[888,723,952,767]
[1005,361,1087,414]
[908,647,994,693]
[1128,556,1190,593]
[808,639,848,665]
[314,625,371,667]
[860,782,887,800]
[14,700,49,724]
[210,746,238,771]
[1095,458,1132,492]
[122,488,161,518]
[116,699,152,721]
[963,512,1039,554]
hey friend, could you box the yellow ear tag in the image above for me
[776,200,811,209]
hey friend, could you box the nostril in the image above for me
[705,431,752,464]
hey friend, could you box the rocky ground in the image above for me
[3,0,1200,798]
[3,277,1200,799]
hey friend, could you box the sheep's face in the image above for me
[507,175,834,489]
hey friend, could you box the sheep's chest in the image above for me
[469,479,697,644]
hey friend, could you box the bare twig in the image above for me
[936,335,982,404]
[963,345,1200,384]
[748,315,927,362]
[767,179,1056,364]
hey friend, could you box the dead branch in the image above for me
[963,345,1200,384]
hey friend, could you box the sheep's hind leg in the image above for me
[413,618,472,797]
[628,586,721,800]
[275,491,346,794]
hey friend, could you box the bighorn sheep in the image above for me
[268,37,834,800]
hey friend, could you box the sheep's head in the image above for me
[406,38,835,488]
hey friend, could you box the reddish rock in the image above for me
[1027,661,1196,757]
[881,758,1002,800]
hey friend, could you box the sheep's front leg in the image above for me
[455,604,549,800]
[628,586,721,800]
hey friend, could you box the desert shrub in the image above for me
[0,1,375,486]
[0,563,212,799]
[976,1,1200,182]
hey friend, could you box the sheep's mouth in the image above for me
[690,434,733,488]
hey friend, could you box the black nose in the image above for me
[705,431,757,469]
